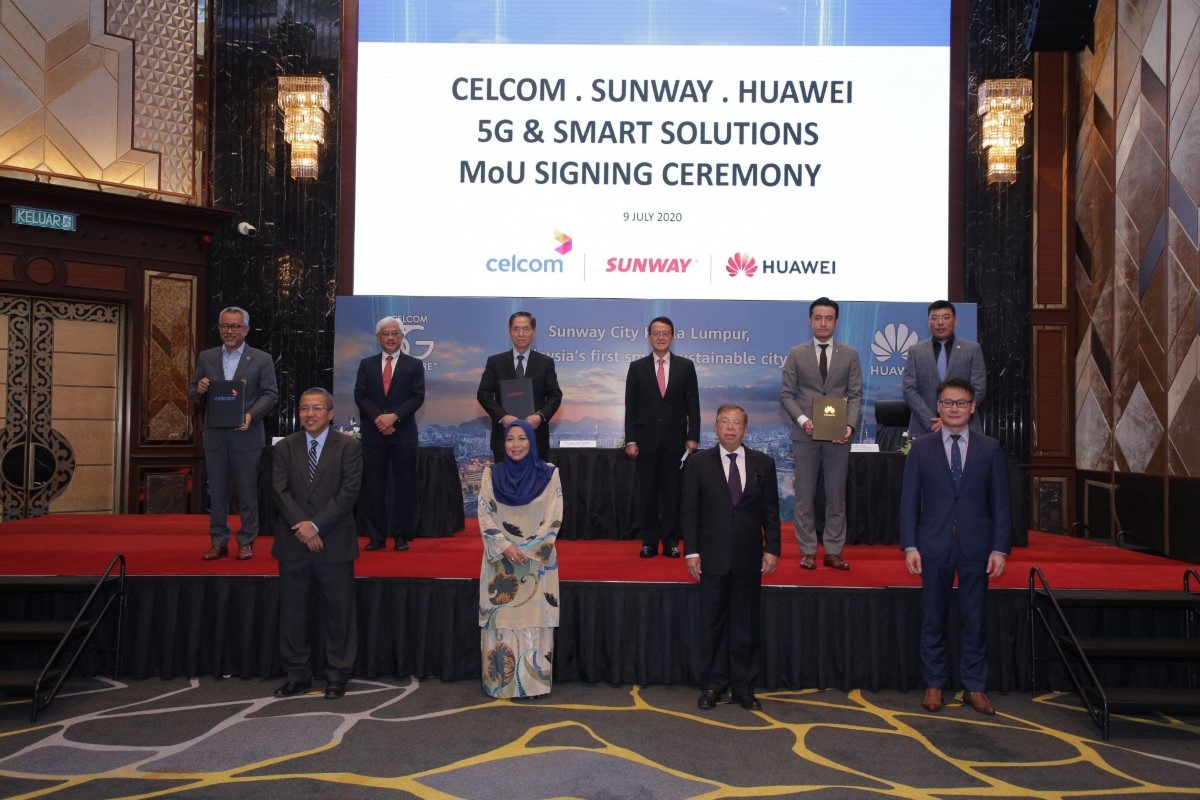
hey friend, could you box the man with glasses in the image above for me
[271,388,362,700]
[624,316,701,558]
[354,317,425,551]
[477,311,563,463]
[682,405,780,711]
[902,300,986,438]
[190,306,279,561]
[780,297,863,571]
[899,378,1010,716]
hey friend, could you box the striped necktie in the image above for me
[308,439,318,481]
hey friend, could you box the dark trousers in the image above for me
[206,445,262,546]
[920,536,990,691]
[278,556,357,684]
[361,438,417,544]
[635,446,684,548]
[699,570,762,698]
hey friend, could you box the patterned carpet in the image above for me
[1,677,1198,799]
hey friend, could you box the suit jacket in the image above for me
[189,345,279,451]
[898,430,1011,561]
[353,351,425,445]
[623,353,701,453]
[681,447,781,577]
[901,337,987,437]
[271,429,363,564]
[477,349,562,455]
[779,339,863,441]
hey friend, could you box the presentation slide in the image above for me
[355,1,950,302]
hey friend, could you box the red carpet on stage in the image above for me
[0,514,1191,591]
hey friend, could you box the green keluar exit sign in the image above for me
[13,206,77,232]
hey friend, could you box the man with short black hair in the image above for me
[625,316,701,558]
[477,311,563,463]
[902,300,986,438]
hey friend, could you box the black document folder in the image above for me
[207,380,247,428]
[499,378,535,418]
[811,395,847,441]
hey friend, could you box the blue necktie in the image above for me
[308,439,318,481]
[950,434,963,486]
[936,341,948,381]
[515,354,525,379]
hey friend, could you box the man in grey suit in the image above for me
[189,306,279,561]
[271,388,362,700]
[780,297,863,571]
[902,300,986,438]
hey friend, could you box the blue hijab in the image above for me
[491,419,554,506]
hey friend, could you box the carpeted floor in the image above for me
[1,677,1197,799]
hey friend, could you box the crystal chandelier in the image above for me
[278,76,330,179]
[977,78,1033,184]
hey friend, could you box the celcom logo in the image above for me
[869,322,918,376]
[485,255,564,274]
[554,229,572,255]
[726,252,757,277]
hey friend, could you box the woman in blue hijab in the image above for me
[477,419,562,699]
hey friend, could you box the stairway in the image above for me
[0,554,126,721]
[1029,566,1200,740]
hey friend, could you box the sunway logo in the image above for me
[605,257,693,273]
[726,252,757,277]
[554,229,572,255]
[871,323,919,363]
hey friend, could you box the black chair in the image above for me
[874,400,910,452]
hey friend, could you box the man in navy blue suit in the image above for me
[899,377,1010,715]
[354,317,425,551]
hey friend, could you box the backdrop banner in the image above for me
[334,296,977,519]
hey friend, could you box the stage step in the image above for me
[0,621,90,645]
[0,669,63,697]
[1029,566,1200,740]
[1084,687,1200,716]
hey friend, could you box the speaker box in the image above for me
[1025,0,1097,52]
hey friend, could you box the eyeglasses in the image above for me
[716,418,745,428]
[218,323,246,331]
[298,405,329,412]
[937,399,972,409]
[510,326,533,334]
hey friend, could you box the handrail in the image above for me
[1068,521,1096,538]
[1028,566,1111,736]
[29,554,126,722]
[1185,568,1200,594]
[1114,529,1167,558]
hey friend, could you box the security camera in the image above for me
[236,222,258,237]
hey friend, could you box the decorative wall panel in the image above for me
[144,272,196,443]
[1076,0,1200,479]
[0,0,197,200]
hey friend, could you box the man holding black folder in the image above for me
[190,306,279,561]
[780,297,862,571]
[477,311,562,462]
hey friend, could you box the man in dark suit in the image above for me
[625,316,701,559]
[780,297,863,571]
[354,316,425,551]
[189,306,279,561]
[476,311,563,462]
[271,387,362,700]
[902,300,987,437]
[682,404,781,711]
[899,377,1010,716]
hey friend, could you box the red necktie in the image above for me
[657,358,667,397]
[383,355,393,394]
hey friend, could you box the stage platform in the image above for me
[1,515,1195,693]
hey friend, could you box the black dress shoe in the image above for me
[663,545,681,558]
[364,541,386,551]
[394,540,410,551]
[697,689,720,710]
[639,545,657,558]
[274,680,312,697]
[324,681,346,699]
[731,693,762,710]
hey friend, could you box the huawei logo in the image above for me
[726,252,757,277]
[871,323,919,362]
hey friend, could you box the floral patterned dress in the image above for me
[478,465,562,698]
